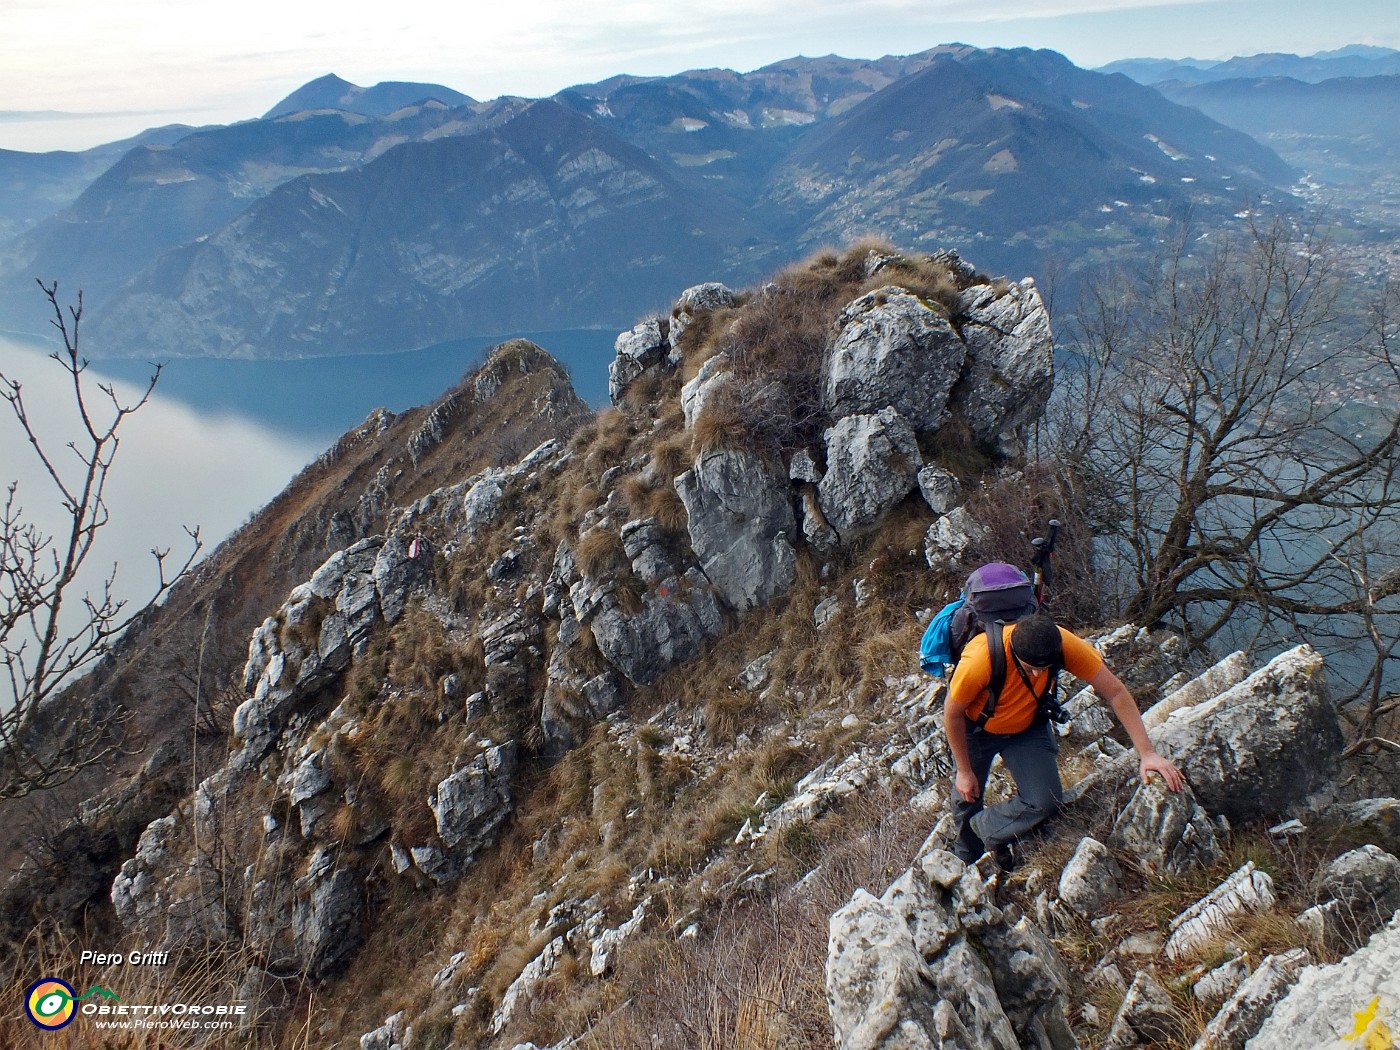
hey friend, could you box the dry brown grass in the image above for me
[689,388,755,455]
[387,605,457,691]
[1,915,317,1050]
[277,595,332,653]
[650,430,695,481]
[646,485,690,536]
[619,360,681,413]
[614,578,646,616]
[380,754,418,801]
[347,636,391,711]
[619,473,653,517]
[576,528,628,580]
[329,802,363,843]
[672,299,743,358]
[583,408,633,476]
[576,789,935,1050]
[703,689,750,744]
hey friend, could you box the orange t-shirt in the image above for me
[948,626,1105,734]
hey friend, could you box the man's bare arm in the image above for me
[1087,665,1185,791]
[943,692,982,802]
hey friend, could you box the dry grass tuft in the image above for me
[380,754,419,801]
[583,408,633,475]
[703,689,750,745]
[330,802,363,843]
[619,474,653,517]
[689,390,754,454]
[645,485,690,535]
[575,528,628,579]
[614,578,646,617]
[650,431,694,481]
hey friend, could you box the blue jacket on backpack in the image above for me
[919,597,966,676]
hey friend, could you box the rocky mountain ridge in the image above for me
[2,243,1396,1050]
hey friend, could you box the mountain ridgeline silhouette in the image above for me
[0,46,1301,358]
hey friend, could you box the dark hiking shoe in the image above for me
[993,842,1020,874]
[953,844,982,866]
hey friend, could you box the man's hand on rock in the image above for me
[1140,752,1185,792]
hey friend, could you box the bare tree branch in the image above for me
[1048,219,1400,718]
[0,280,202,800]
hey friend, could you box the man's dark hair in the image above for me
[1011,615,1061,667]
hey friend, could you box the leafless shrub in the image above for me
[1,282,202,799]
[1047,219,1400,677]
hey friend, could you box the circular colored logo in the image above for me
[25,978,77,1029]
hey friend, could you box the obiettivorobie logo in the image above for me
[23,975,247,1033]
[24,978,120,1029]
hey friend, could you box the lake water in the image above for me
[87,329,617,443]
[0,329,614,647]
[0,335,319,674]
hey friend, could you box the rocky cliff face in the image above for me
[1,243,1394,1050]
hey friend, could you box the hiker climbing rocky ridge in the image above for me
[824,638,1400,1050]
[1,243,1394,1050]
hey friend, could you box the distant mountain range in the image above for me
[0,125,201,245]
[0,48,1309,359]
[1100,46,1400,85]
[1157,76,1400,184]
[0,96,528,323]
[1095,46,1400,207]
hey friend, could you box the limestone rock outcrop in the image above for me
[826,286,966,431]
[1163,862,1276,961]
[234,535,430,762]
[670,281,735,352]
[1056,837,1122,918]
[827,849,1077,1050]
[421,741,519,884]
[1151,645,1342,823]
[1101,970,1189,1050]
[1073,645,1344,820]
[1109,779,1224,877]
[957,280,1055,450]
[1249,915,1400,1050]
[1297,845,1400,951]
[608,317,669,402]
[817,407,922,541]
[1189,949,1310,1050]
[675,448,797,611]
[292,847,366,978]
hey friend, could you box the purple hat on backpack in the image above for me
[962,562,1039,621]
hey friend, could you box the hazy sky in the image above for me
[2,0,1397,152]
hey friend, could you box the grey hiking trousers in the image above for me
[952,718,1063,862]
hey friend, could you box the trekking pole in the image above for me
[1031,519,1060,607]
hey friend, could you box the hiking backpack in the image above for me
[918,562,1067,727]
